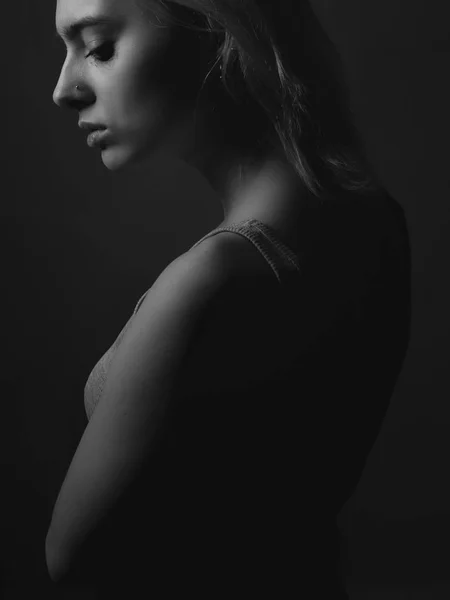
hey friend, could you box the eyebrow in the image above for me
[55,15,119,42]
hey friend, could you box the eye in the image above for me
[86,41,116,63]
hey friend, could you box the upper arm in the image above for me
[45,242,237,583]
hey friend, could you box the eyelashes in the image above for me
[86,41,116,63]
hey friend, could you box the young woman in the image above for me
[46,0,411,597]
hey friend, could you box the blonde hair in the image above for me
[135,0,382,198]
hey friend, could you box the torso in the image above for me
[91,190,409,600]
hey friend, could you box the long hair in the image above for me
[134,0,382,198]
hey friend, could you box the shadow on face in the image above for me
[53,0,220,172]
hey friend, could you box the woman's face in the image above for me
[53,0,209,171]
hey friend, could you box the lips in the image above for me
[86,129,109,148]
[78,121,106,132]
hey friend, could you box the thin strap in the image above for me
[190,218,302,284]
[244,219,302,273]
[132,218,302,315]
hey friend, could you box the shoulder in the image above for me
[149,228,281,309]
[134,233,246,320]
[185,228,280,283]
[182,229,286,323]
[129,231,289,396]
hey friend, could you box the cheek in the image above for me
[123,25,207,113]
[113,46,200,140]
[111,72,183,154]
[104,35,183,130]
[98,26,209,163]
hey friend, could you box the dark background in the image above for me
[1,1,450,598]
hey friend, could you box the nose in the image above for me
[53,78,80,110]
[52,61,91,110]
[52,82,67,109]
[53,80,93,112]
[53,58,72,108]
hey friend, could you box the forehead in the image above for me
[55,0,129,30]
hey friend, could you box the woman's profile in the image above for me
[45,0,411,597]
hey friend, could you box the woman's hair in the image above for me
[134,0,382,198]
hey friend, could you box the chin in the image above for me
[106,130,172,171]
[99,143,143,172]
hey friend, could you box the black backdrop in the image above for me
[1,1,450,598]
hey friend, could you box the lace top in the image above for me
[82,201,410,598]
[84,218,302,421]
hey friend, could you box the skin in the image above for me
[53,0,317,252]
